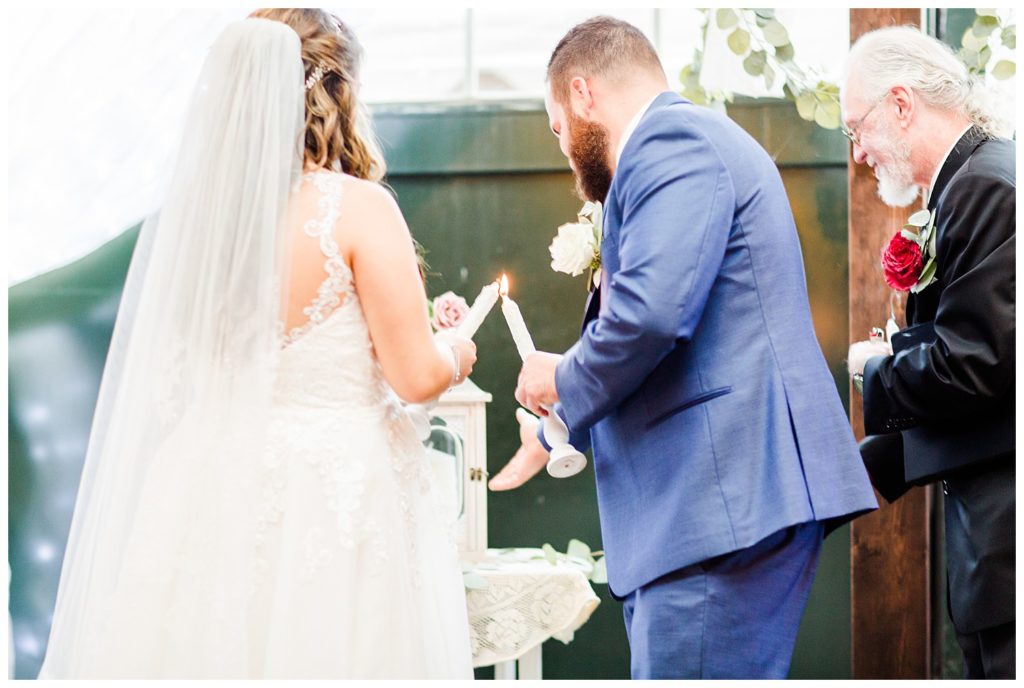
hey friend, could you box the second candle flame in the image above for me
[499,273,510,297]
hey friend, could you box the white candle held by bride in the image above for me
[456,280,500,339]
[499,275,535,360]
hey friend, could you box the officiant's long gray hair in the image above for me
[847,26,1011,139]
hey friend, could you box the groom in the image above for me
[491,17,877,679]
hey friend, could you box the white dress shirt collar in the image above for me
[614,93,663,166]
[927,124,973,204]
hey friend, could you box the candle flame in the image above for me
[499,273,509,297]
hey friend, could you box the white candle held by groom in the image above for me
[498,273,587,479]
[498,275,536,359]
[456,280,500,339]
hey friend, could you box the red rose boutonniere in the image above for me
[881,208,937,293]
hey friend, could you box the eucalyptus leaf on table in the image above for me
[463,571,489,590]
[567,538,593,563]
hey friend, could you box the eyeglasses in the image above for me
[841,92,889,147]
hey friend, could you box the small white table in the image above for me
[463,548,601,680]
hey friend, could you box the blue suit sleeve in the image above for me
[555,110,735,435]
[536,403,592,453]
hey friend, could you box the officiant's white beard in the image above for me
[872,121,920,208]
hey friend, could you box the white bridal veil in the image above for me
[39,18,305,677]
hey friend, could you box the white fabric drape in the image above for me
[7,9,247,285]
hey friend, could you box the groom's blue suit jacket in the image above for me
[552,92,878,596]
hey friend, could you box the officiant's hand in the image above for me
[488,408,548,491]
[847,339,892,377]
[515,351,562,417]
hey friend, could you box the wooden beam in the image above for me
[848,8,933,681]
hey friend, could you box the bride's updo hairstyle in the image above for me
[251,8,386,182]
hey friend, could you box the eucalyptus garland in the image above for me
[960,9,1015,79]
[680,8,1016,131]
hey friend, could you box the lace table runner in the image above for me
[464,548,601,668]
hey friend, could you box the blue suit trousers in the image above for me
[621,521,823,679]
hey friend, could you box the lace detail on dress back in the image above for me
[281,171,356,347]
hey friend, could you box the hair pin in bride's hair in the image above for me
[305,64,327,91]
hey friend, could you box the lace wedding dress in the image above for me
[251,171,474,677]
[48,171,473,679]
[40,22,471,679]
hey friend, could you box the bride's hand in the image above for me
[488,408,549,491]
[434,330,477,384]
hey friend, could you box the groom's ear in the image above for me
[568,76,595,116]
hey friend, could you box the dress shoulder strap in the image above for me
[281,172,355,346]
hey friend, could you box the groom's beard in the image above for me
[568,113,613,203]
[872,119,921,208]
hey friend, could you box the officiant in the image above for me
[843,27,1015,680]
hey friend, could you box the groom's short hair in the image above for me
[548,16,663,106]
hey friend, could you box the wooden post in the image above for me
[848,8,933,680]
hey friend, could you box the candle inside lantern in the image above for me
[456,280,500,339]
[499,274,536,360]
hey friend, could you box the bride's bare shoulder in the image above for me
[335,174,406,237]
[337,174,399,213]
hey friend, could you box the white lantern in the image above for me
[427,378,491,556]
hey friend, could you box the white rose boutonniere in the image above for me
[549,223,595,276]
[549,201,602,290]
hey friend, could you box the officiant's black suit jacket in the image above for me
[861,128,1015,635]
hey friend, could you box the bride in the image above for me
[39,10,476,679]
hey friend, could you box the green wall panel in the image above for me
[381,103,853,679]
[8,226,141,680]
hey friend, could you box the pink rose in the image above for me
[881,232,924,291]
[431,291,469,330]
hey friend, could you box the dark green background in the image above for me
[9,98,853,679]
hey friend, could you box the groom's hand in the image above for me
[515,351,562,417]
[488,408,549,491]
